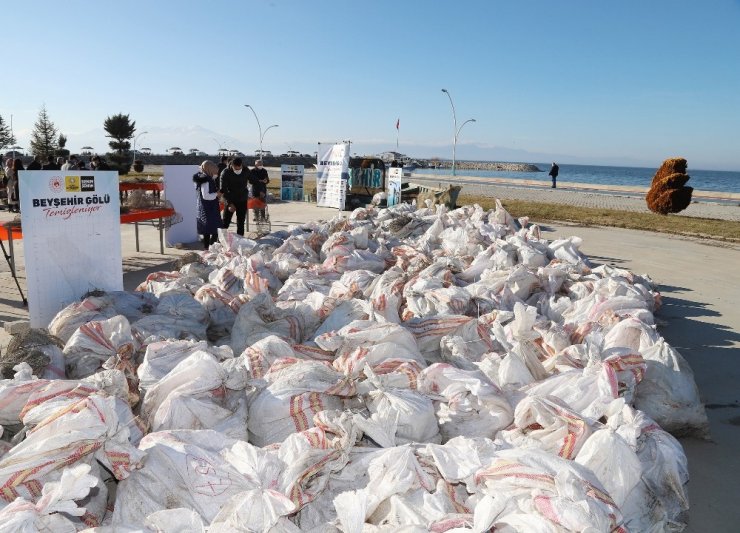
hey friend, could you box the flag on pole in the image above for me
[395,118,400,130]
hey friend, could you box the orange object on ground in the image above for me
[119,208,175,224]
[247,198,266,209]
[0,224,23,241]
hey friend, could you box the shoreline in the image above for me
[409,172,740,203]
[401,174,740,223]
[134,165,739,222]
[139,165,740,201]
[295,168,739,203]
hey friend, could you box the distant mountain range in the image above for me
[10,124,710,169]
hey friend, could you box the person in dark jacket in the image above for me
[249,160,269,221]
[217,155,229,176]
[91,155,110,170]
[194,160,222,249]
[549,162,559,188]
[42,155,60,170]
[26,156,42,170]
[219,157,249,235]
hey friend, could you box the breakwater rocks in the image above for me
[424,161,542,172]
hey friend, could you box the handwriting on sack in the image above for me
[185,454,233,496]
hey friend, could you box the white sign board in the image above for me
[20,170,122,327]
[280,164,305,201]
[163,165,199,246]
[388,167,403,207]
[316,143,349,209]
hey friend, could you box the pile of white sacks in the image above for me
[0,200,708,532]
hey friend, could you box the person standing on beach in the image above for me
[193,160,222,249]
[250,160,270,221]
[549,162,559,188]
[219,157,249,235]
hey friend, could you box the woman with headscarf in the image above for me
[193,160,222,249]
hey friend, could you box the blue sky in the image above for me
[3,0,740,170]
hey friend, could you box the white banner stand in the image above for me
[388,167,403,206]
[164,165,200,246]
[19,170,123,327]
[316,143,349,210]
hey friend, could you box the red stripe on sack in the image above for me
[289,395,310,432]
[80,511,100,527]
[246,347,265,379]
[308,392,324,415]
[534,495,562,525]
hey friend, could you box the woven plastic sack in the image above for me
[248,361,348,446]
[137,339,232,392]
[420,363,513,442]
[634,338,709,437]
[0,393,145,506]
[501,394,592,460]
[111,430,253,528]
[48,295,117,343]
[0,463,98,533]
[141,351,247,438]
[472,448,626,531]
[63,315,137,379]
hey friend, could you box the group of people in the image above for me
[193,157,270,248]
[2,154,112,213]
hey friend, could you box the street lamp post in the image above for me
[456,118,476,159]
[441,89,476,177]
[212,137,223,156]
[132,131,148,166]
[244,104,279,160]
[244,104,264,159]
[441,89,457,175]
[260,124,279,159]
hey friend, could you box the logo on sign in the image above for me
[65,176,81,192]
[49,176,63,193]
[81,175,95,192]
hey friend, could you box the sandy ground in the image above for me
[0,189,737,530]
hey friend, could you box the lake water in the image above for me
[413,163,740,193]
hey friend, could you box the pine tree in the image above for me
[103,113,136,174]
[0,114,17,150]
[29,105,59,158]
